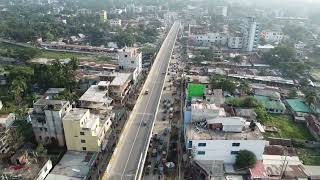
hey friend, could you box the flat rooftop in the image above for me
[63,108,88,121]
[45,88,65,95]
[110,73,131,86]
[79,84,112,103]
[46,151,98,180]
[186,121,264,140]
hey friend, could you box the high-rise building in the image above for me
[216,6,228,17]
[100,10,108,23]
[241,17,260,52]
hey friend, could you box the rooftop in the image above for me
[110,73,132,86]
[255,89,280,100]
[46,151,98,180]
[228,74,294,85]
[45,88,65,95]
[286,99,311,113]
[63,108,89,122]
[33,99,69,111]
[254,95,286,110]
[186,120,264,140]
[79,84,112,104]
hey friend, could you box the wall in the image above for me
[35,159,53,180]
[189,139,266,164]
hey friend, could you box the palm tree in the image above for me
[10,79,27,104]
[305,90,318,107]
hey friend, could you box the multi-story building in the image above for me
[0,113,15,154]
[228,32,243,49]
[100,10,107,23]
[118,47,142,82]
[241,17,260,52]
[261,30,284,44]
[185,116,267,164]
[99,72,132,105]
[189,33,228,46]
[109,19,122,26]
[62,108,112,152]
[79,81,113,114]
[215,6,228,17]
[31,99,71,147]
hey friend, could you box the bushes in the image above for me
[227,96,259,108]
[235,150,257,169]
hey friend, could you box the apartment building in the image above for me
[261,30,284,44]
[118,47,142,82]
[185,116,267,163]
[241,17,260,52]
[228,32,243,49]
[78,81,113,114]
[31,99,71,146]
[190,33,228,46]
[109,19,122,26]
[100,10,107,23]
[62,108,112,152]
[0,113,15,154]
[99,72,132,105]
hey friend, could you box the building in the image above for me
[99,72,132,105]
[306,115,320,140]
[215,6,228,17]
[228,33,243,49]
[118,47,142,82]
[254,90,286,114]
[185,116,266,164]
[44,88,65,99]
[77,8,92,15]
[62,108,112,152]
[46,151,98,180]
[241,17,260,52]
[109,19,122,26]
[0,113,15,154]
[189,33,228,46]
[261,30,284,44]
[100,10,107,22]
[31,99,72,146]
[0,149,52,180]
[79,82,113,113]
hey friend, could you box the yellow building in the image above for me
[62,108,112,152]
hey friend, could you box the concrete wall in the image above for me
[189,139,266,164]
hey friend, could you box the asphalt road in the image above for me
[103,22,180,180]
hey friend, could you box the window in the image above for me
[232,143,240,147]
[198,143,206,147]
[81,139,86,143]
[40,127,43,131]
[231,151,239,155]
[188,141,192,148]
[39,136,42,140]
[131,61,135,64]
[82,147,87,151]
[80,132,85,135]
[197,151,205,155]
[125,55,128,57]
[44,128,48,132]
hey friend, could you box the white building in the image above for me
[31,99,72,146]
[261,30,284,44]
[216,6,228,17]
[109,19,122,26]
[228,33,243,49]
[190,33,227,46]
[185,116,267,164]
[118,47,142,82]
[241,17,260,52]
[100,10,107,22]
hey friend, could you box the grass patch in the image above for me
[0,42,88,60]
[264,114,314,141]
[297,148,320,165]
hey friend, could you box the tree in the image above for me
[305,90,318,107]
[233,55,242,64]
[10,78,27,104]
[235,150,257,169]
[239,81,251,94]
[288,89,298,99]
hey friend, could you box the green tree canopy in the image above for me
[236,150,257,169]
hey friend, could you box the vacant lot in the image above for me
[264,114,314,141]
[297,148,320,165]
